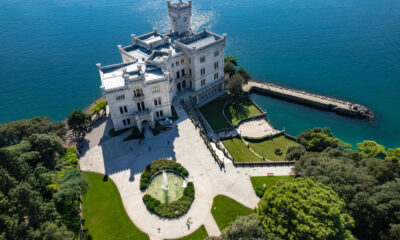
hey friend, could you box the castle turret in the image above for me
[167,0,192,36]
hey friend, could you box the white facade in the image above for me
[97,0,227,131]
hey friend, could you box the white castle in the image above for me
[97,0,227,131]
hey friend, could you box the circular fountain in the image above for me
[147,170,187,203]
[140,159,194,218]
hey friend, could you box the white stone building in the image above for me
[97,0,227,131]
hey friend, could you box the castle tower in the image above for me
[167,0,192,36]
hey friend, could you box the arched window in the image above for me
[177,71,180,79]
[182,69,185,77]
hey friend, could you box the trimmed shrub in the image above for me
[183,182,195,198]
[274,148,283,155]
[140,171,152,190]
[143,194,161,211]
[255,186,265,198]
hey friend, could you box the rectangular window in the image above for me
[154,99,158,106]
[214,73,219,80]
[181,59,184,64]
[201,67,205,76]
[156,111,159,117]
[137,102,141,112]
[141,102,145,110]
[120,107,124,114]
[160,110,163,116]
[189,69,192,76]
[116,95,125,101]
[158,98,161,105]
[123,106,128,113]
[152,87,160,93]
[176,61,179,66]
[214,61,219,69]
[201,79,206,86]
[200,56,205,63]
[123,119,127,126]
[127,118,131,125]
[214,50,219,57]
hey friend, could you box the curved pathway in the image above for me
[80,104,293,240]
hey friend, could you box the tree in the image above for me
[90,99,107,118]
[40,222,75,240]
[227,74,244,98]
[67,110,91,139]
[28,133,64,168]
[237,67,251,83]
[53,169,88,232]
[205,214,266,240]
[224,56,238,66]
[257,178,355,240]
[0,118,83,239]
[285,145,306,161]
[366,179,400,240]
[357,140,387,159]
[293,146,400,240]
[297,127,351,152]
[387,147,400,160]
[224,62,236,78]
[0,117,65,147]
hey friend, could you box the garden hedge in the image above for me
[140,159,189,190]
[142,181,195,218]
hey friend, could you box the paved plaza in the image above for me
[80,103,293,240]
[237,118,280,138]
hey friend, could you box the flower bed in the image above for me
[140,159,194,218]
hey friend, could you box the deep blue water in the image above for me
[1,0,399,147]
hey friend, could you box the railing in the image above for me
[135,109,150,118]
[133,95,145,101]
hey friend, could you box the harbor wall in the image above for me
[245,81,372,119]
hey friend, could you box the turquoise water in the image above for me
[1,0,399,147]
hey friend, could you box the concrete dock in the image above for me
[243,81,373,119]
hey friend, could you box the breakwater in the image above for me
[243,81,373,119]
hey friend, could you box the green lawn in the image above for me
[222,137,263,162]
[82,172,149,240]
[166,225,208,240]
[247,135,300,161]
[250,176,293,197]
[211,195,253,231]
[224,98,262,126]
[199,95,231,130]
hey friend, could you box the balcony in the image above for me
[133,95,145,101]
[135,109,150,119]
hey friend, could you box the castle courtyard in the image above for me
[79,102,293,240]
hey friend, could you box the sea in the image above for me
[0,0,399,148]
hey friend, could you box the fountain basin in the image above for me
[147,171,186,204]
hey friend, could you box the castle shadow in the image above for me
[98,114,186,180]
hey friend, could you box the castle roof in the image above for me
[99,61,165,91]
[176,31,223,49]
